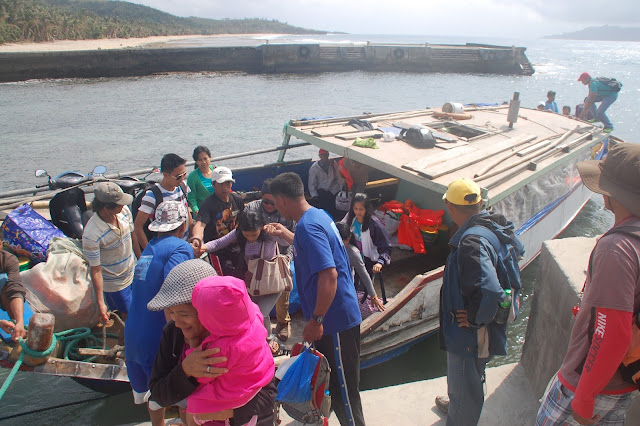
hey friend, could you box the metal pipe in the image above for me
[0,142,310,200]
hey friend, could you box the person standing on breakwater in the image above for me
[266,172,365,426]
[536,143,640,425]
[187,146,215,215]
[435,178,524,425]
[577,72,621,133]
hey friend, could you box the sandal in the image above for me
[268,338,291,357]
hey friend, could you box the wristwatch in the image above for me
[312,314,324,324]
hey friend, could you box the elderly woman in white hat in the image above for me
[147,259,277,426]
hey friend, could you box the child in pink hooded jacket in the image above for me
[187,275,275,423]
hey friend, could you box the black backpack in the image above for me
[595,77,623,93]
[399,127,436,149]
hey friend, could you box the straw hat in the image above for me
[577,143,640,216]
[147,259,217,311]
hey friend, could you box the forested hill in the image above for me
[0,0,326,44]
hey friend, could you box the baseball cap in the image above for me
[577,143,640,217]
[148,200,188,232]
[577,72,591,82]
[443,178,482,205]
[147,259,217,311]
[537,101,545,107]
[93,182,133,205]
[319,149,329,156]
[211,166,235,184]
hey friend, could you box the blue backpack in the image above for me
[460,226,524,320]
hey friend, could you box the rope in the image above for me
[0,334,58,401]
[0,323,121,402]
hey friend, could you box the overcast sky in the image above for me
[127,0,639,39]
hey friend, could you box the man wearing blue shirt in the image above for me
[268,172,365,426]
[577,72,619,133]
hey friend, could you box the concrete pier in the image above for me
[134,237,639,425]
[0,42,534,83]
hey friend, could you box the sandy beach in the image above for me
[0,34,288,52]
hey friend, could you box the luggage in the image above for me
[1,203,66,263]
[276,343,331,425]
[20,237,101,331]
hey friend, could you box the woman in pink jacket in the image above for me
[187,275,275,425]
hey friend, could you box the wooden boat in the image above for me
[0,99,615,392]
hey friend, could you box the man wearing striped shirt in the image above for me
[82,182,137,322]
[134,153,192,253]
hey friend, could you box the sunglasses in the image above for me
[262,199,275,206]
[172,171,187,180]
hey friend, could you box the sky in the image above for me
[127,0,640,39]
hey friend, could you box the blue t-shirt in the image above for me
[544,100,558,113]
[124,236,193,366]
[293,207,361,335]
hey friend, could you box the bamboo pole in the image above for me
[473,135,538,177]
[475,126,580,182]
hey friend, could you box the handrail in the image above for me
[0,142,310,200]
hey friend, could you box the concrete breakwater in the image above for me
[279,237,640,425]
[0,42,534,83]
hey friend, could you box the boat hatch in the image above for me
[429,122,486,139]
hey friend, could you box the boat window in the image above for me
[429,122,487,139]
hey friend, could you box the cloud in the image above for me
[126,0,640,38]
[515,0,640,25]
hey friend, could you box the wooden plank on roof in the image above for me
[434,140,469,150]
[335,130,382,140]
[402,145,477,175]
[410,135,537,179]
[311,125,359,137]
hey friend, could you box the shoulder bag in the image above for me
[245,242,293,296]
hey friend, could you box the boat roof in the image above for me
[284,105,610,205]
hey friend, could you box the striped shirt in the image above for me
[138,183,190,238]
[82,206,135,292]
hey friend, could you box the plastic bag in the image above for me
[276,347,319,403]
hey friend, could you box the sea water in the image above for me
[0,34,636,424]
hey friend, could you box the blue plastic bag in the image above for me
[276,346,319,403]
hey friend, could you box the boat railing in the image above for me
[0,142,311,201]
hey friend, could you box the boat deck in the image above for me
[285,106,605,206]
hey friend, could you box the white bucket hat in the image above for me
[148,201,188,233]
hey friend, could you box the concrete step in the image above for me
[278,362,538,425]
[131,362,538,426]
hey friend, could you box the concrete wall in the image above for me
[0,44,533,82]
[0,47,261,82]
[521,236,640,422]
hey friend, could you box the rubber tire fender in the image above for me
[393,48,405,60]
[298,45,311,58]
